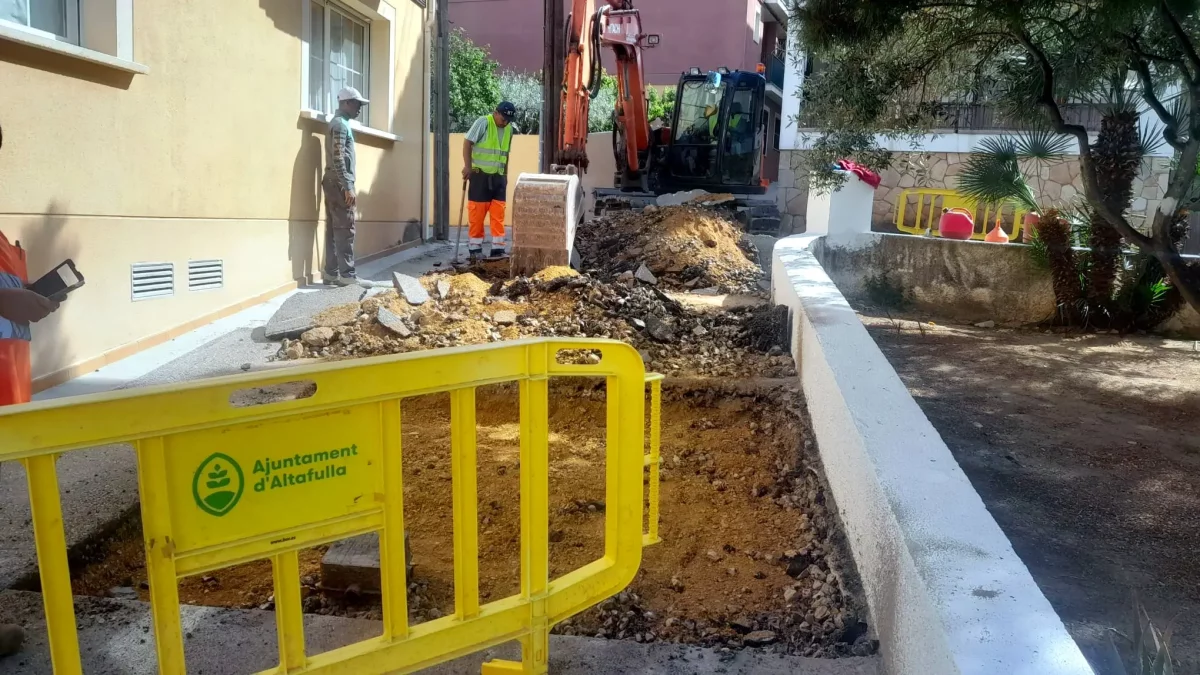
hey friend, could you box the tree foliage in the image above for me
[647,86,677,125]
[499,70,543,134]
[449,29,501,132]
[794,0,1200,315]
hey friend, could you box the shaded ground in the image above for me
[72,383,872,659]
[862,314,1200,673]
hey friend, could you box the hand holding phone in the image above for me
[28,259,84,299]
[0,288,58,323]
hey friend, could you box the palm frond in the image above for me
[1013,127,1075,160]
[1086,71,1139,117]
[957,150,1038,213]
[1168,94,1192,144]
[975,136,1019,163]
[1139,120,1167,159]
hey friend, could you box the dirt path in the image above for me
[861,316,1200,673]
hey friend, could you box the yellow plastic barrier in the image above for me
[0,339,658,675]
[894,188,1029,241]
[643,373,664,547]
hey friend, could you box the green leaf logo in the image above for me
[192,453,244,517]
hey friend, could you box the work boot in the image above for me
[468,248,482,263]
[0,623,25,658]
[334,276,359,287]
[321,276,338,286]
[488,247,507,259]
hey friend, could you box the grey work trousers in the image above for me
[322,177,356,279]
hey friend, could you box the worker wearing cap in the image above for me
[322,87,369,285]
[461,102,516,260]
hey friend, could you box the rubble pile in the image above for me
[575,205,764,293]
[277,268,794,378]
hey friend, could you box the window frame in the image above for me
[1,0,80,45]
[308,0,372,126]
[752,7,762,44]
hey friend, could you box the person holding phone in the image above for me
[0,123,64,658]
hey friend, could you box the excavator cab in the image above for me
[661,68,767,194]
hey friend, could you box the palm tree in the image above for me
[956,130,1081,316]
[1085,77,1155,316]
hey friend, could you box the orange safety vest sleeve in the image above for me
[0,232,31,406]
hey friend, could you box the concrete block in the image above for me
[320,532,411,592]
[511,173,581,276]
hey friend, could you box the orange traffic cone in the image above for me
[985,216,1010,243]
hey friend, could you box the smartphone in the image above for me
[28,259,85,299]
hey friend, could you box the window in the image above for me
[674,79,727,144]
[752,7,762,44]
[0,0,78,43]
[308,0,370,124]
[772,112,781,150]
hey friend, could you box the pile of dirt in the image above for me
[277,269,795,379]
[574,205,764,293]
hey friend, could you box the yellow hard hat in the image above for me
[704,104,717,117]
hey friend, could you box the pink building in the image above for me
[449,0,791,180]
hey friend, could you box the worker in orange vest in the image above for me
[0,122,62,658]
[461,102,517,260]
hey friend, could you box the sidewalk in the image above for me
[0,590,880,674]
[2,239,458,590]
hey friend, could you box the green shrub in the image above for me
[449,29,501,132]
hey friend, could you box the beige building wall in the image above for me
[0,0,429,388]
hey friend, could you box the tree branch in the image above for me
[1128,45,1187,150]
[1014,28,1152,248]
[1159,0,1200,78]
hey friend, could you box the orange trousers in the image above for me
[467,200,506,248]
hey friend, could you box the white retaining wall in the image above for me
[772,235,1094,675]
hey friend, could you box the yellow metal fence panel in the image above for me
[894,188,1028,241]
[0,339,662,675]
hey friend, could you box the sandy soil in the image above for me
[861,314,1200,673]
[71,383,870,658]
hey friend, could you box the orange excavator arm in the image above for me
[555,0,655,176]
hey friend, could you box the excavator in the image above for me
[538,0,781,234]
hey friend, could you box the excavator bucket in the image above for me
[510,172,584,277]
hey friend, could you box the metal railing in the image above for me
[766,54,785,91]
[797,102,1105,133]
[0,339,663,675]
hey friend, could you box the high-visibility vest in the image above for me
[707,113,747,137]
[471,115,513,175]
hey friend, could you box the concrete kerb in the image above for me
[772,235,1094,675]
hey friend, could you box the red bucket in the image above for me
[938,208,975,240]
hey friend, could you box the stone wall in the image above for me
[777,149,1174,234]
[814,233,1058,325]
[808,231,1200,337]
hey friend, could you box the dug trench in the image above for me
[69,380,875,659]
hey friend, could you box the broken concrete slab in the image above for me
[392,272,429,305]
[436,278,451,300]
[644,315,675,342]
[263,285,367,340]
[635,264,658,285]
[493,310,517,326]
[0,589,880,674]
[375,307,411,338]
